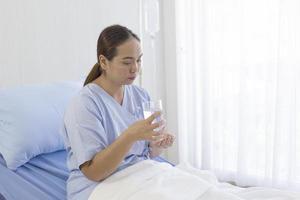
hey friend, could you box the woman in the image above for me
[62,24,175,200]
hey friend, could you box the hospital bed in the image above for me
[0,81,172,200]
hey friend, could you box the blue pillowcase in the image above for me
[0,81,82,170]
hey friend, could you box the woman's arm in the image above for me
[80,131,135,182]
[80,112,163,182]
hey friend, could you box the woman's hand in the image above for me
[124,111,164,143]
[151,132,175,149]
[148,125,176,158]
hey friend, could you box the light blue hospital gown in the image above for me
[62,83,151,200]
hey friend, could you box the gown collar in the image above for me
[88,83,139,121]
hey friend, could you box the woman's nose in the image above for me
[130,62,139,73]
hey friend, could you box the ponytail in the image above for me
[83,63,102,86]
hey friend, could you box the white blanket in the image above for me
[88,160,300,200]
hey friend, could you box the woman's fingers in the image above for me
[147,128,176,148]
[149,122,160,130]
[151,133,164,142]
[146,111,161,123]
[157,137,165,146]
[165,136,170,147]
[168,135,175,146]
[157,119,167,133]
[161,134,175,148]
[148,119,165,131]
[146,131,163,141]
[162,137,169,148]
[152,134,167,148]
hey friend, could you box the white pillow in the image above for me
[0,81,82,170]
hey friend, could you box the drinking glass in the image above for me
[142,99,163,131]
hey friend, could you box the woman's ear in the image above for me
[99,55,108,71]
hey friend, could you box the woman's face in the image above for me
[101,38,142,86]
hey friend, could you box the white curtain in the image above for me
[175,0,300,191]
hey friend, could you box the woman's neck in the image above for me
[93,75,124,104]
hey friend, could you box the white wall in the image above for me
[0,0,141,87]
[0,0,178,163]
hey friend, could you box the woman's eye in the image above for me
[122,60,141,66]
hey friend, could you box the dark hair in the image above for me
[83,25,140,86]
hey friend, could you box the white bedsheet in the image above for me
[88,160,300,200]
